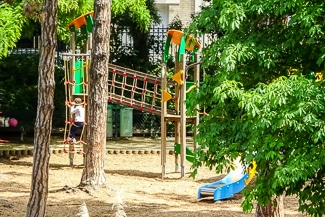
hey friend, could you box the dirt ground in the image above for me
[0,152,306,217]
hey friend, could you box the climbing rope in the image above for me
[62,53,89,154]
[107,65,169,114]
[130,74,138,106]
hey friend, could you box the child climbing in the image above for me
[67,97,85,143]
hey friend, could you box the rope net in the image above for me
[62,53,89,153]
[108,64,176,115]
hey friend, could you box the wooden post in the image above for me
[194,53,200,150]
[174,52,182,172]
[69,32,75,166]
[180,53,187,177]
[161,63,167,179]
[70,31,75,98]
[82,32,92,165]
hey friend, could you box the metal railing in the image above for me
[10,27,169,64]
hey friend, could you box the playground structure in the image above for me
[63,12,202,177]
[161,29,201,178]
[106,29,201,178]
[62,12,256,200]
[62,12,93,166]
[198,159,257,201]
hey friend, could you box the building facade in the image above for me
[154,0,203,28]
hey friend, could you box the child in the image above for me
[67,97,85,143]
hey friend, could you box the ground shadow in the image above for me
[0,157,33,166]
[106,169,161,179]
[195,174,225,184]
[0,156,85,170]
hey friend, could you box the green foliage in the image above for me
[187,0,325,216]
[239,76,325,213]
[58,0,152,42]
[57,0,93,43]
[0,54,39,110]
[0,0,156,122]
[0,1,27,59]
[0,0,152,56]
[168,15,183,30]
[110,0,161,72]
[0,54,65,112]
[22,0,42,20]
[112,0,151,31]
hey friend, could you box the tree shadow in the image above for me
[195,174,225,184]
[0,157,33,166]
[105,169,161,179]
[0,157,84,170]
[49,163,84,170]
[197,192,245,204]
[0,179,30,193]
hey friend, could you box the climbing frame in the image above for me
[161,29,201,178]
[62,53,89,165]
[62,11,94,166]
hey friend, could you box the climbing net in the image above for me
[62,53,89,153]
[108,64,177,115]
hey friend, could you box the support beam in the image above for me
[161,63,167,179]
[180,53,187,178]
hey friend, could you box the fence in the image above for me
[2,109,166,137]
[149,27,169,63]
[10,27,213,64]
[0,108,191,138]
[109,26,168,64]
[10,27,169,64]
[109,109,162,137]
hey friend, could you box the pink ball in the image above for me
[9,118,18,127]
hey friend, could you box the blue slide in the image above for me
[198,160,256,201]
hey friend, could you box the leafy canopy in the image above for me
[187,0,325,216]
[112,0,151,30]
[0,1,27,59]
[0,0,152,58]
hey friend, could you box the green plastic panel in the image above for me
[186,81,194,91]
[163,34,172,63]
[74,61,83,94]
[120,108,133,137]
[174,143,195,163]
[177,36,186,62]
[106,105,113,138]
[191,46,199,62]
[85,14,94,33]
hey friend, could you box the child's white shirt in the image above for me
[70,105,85,122]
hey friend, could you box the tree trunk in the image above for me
[80,0,111,186]
[255,195,284,217]
[25,0,57,216]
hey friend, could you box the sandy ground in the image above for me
[0,150,307,217]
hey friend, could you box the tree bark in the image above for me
[255,195,284,217]
[80,0,111,186]
[26,0,57,216]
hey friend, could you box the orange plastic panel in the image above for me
[166,29,184,45]
[162,90,172,102]
[68,11,94,30]
[172,70,184,85]
[186,35,201,51]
